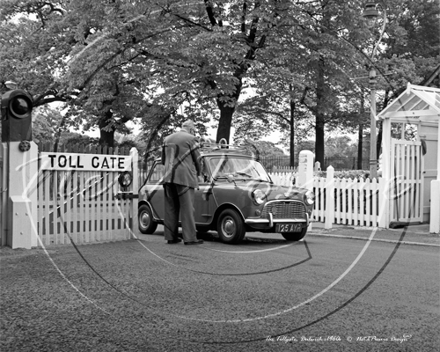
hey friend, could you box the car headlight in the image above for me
[252,189,266,205]
[304,190,315,205]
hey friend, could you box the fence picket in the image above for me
[106,172,112,241]
[396,142,402,221]
[415,144,422,219]
[339,178,345,225]
[44,171,51,245]
[372,178,378,227]
[319,177,325,222]
[365,178,371,226]
[359,178,365,226]
[334,178,341,224]
[92,170,100,242]
[78,163,84,243]
[73,145,79,242]
[84,171,91,243]
[346,178,351,225]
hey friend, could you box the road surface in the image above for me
[1,230,439,351]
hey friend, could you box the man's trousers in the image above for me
[163,183,198,242]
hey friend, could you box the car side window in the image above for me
[198,158,210,183]
[149,163,164,183]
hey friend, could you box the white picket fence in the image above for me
[269,168,386,228]
[37,169,134,246]
[269,172,296,186]
[36,145,139,247]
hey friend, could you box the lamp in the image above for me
[5,81,18,90]
[363,1,380,19]
[363,1,387,180]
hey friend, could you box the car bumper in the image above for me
[245,213,310,227]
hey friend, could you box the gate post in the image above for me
[325,166,335,229]
[297,150,314,190]
[381,118,392,228]
[430,125,440,233]
[430,180,440,233]
[130,147,139,236]
[5,141,38,249]
[298,150,314,230]
[0,143,8,246]
[378,178,387,228]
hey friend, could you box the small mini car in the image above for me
[138,144,315,244]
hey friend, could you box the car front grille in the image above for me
[261,201,306,220]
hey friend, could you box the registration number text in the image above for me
[276,223,303,233]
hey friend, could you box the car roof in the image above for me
[150,141,259,162]
[199,142,258,159]
[153,150,256,162]
[200,148,255,158]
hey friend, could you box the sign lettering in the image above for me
[40,152,131,171]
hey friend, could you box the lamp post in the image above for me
[368,66,378,179]
[363,1,387,179]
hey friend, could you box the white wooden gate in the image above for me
[390,139,424,223]
[0,144,6,246]
[36,144,138,247]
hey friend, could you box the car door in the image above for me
[194,157,217,225]
[145,162,165,220]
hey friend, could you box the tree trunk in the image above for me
[215,78,242,144]
[358,95,365,170]
[376,89,389,161]
[216,103,235,144]
[214,61,244,144]
[314,58,326,166]
[315,117,325,166]
[357,123,363,170]
[315,58,325,167]
[98,110,115,148]
[376,120,383,158]
[289,89,295,167]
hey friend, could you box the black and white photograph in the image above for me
[1,0,439,351]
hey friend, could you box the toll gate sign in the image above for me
[40,152,132,171]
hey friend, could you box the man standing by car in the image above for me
[161,120,203,245]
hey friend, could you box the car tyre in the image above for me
[282,226,307,241]
[138,204,158,234]
[217,209,246,244]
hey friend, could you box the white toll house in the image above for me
[377,83,439,233]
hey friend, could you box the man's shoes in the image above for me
[184,240,204,245]
[167,238,182,244]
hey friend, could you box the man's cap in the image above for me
[182,120,195,129]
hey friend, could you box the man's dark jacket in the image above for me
[161,130,201,189]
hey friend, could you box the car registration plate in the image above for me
[276,223,303,233]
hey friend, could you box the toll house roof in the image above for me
[377,83,440,124]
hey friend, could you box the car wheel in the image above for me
[138,204,158,234]
[281,226,307,241]
[217,209,246,244]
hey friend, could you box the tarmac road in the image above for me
[0,227,439,352]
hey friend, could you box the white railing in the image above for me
[269,167,386,228]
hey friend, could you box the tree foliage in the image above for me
[1,0,438,158]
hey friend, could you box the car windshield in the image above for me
[207,156,272,182]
